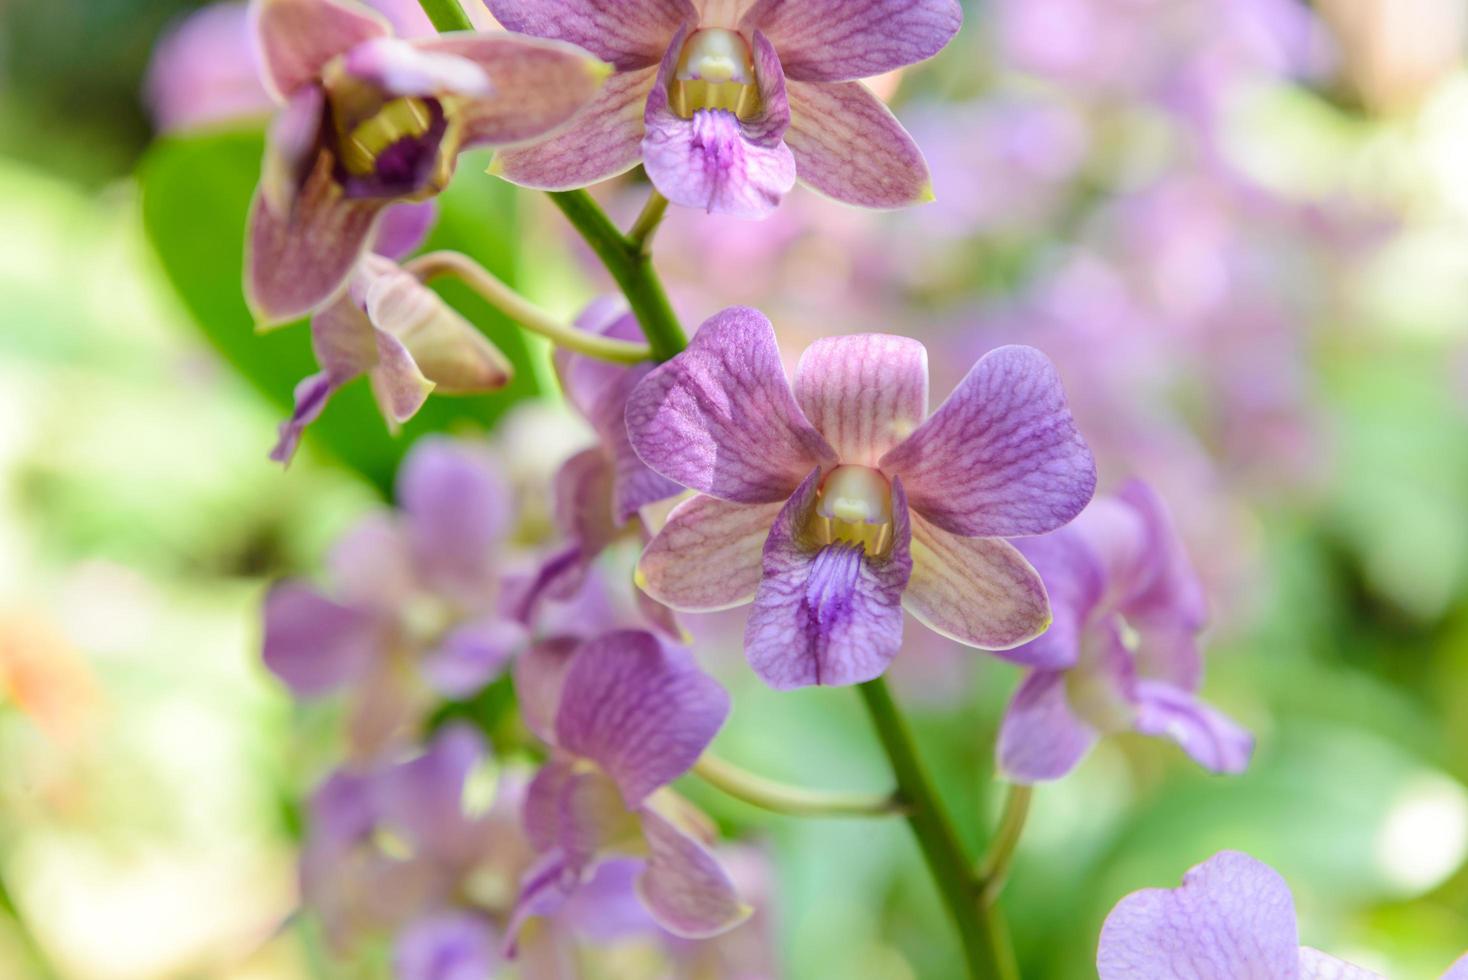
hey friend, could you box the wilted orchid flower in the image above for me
[1099,850,1468,979]
[246,0,608,323]
[510,630,749,943]
[263,438,525,751]
[626,307,1096,690]
[486,0,962,217]
[269,204,513,464]
[997,480,1252,782]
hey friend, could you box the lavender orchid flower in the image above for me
[510,629,749,944]
[269,203,514,464]
[245,0,608,324]
[626,307,1097,690]
[484,0,962,217]
[263,438,526,750]
[997,480,1253,781]
[1099,850,1468,979]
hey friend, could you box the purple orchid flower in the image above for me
[269,204,514,464]
[484,0,962,217]
[301,724,533,950]
[263,438,527,748]
[1099,850,1468,979]
[245,0,609,325]
[997,480,1252,782]
[625,307,1097,690]
[510,629,749,944]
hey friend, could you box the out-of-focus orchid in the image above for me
[263,439,525,752]
[268,202,513,464]
[245,0,608,324]
[301,725,533,953]
[997,480,1252,782]
[485,0,962,217]
[627,306,1097,690]
[1098,850,1446,979]
[510,629,748,943]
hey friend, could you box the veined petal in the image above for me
[741,0,961,82]
[1133,681,1253,775]
[785,80,931,210]
[642,31,795,218]
[904,514,1050,653]
[744,470,911,689]
[996,669,1097,783]
[414,34,611,147]
[636,807,751,938]
[262,582,380,697]
[554,631,730,806]
[251,0,389,100]
[344,37,490,97]
[485,0,695,71]
[489,65,655,191]
[794,333,928,467]
[626,306,835,503]
[1297,949,1384,980]
[396,437,511,598]
[696,0,758,29]
[1097,851,1301,980]
[880,345,1097,538]
[638,495,780,611]
[247,153,387,326]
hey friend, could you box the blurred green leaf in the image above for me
[138,128,545,493]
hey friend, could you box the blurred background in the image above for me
[1,0,1467,976]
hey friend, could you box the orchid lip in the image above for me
[669,28,761,120]
[811,465,894,557]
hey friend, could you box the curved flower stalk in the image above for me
[245,0,609,324]
[301,724,531,958]
[510,629,750,945]
[1099,850,1468,979]
[627,306,1097,689]
[485,0,962,217]
[269,203,515,463]
[263,438,526,752]
[996,479,1253,781]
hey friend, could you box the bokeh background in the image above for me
[1,0,1467,976]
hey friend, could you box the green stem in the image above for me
[693,753,905,818]
[406,251,652,363]
[626,189,670,253]
[547,190,687,361]
[415,0,473,32]
[858,678,1009,980]
[977,783,1033,905]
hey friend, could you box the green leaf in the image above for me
[138,128,544,494]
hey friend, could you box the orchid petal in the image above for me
[371,200,438,260]
[344,37,490,97]
[554,631,729,806]
[523,757,644,865]
[1008,530,1105,669]
[327,512,415,607]
[368,328,435,425]
[1115,479,1208,631]
[744,470,911,689]
[642,31,795,218]
[489,65,656,191]
[514,637,582,745]
[422,616,528,698]
[636,807,751,938]
[554,448,619,560]
[270,372,340,465]
[741,0,961,82]
[793,333,928,466]
[247,153,387,326]
[252,0,389,100]
[626,306,834,503]
[261,582,380,697]
[880,345,1096,538]
[260,85,324,218]
[484,0,695,70]
[996,669,1097,783]
[904,514,1050,653]
[1097,851,1301,980]
[374,724,485,850]
[393,910,499,980]
[638,495,780,611]
[1133,681,1253,775]
[413,35,611,147]
[1297,948,1385,980]
[694,0,757,29]
[397,437,511,598]
[784,80,931,209]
